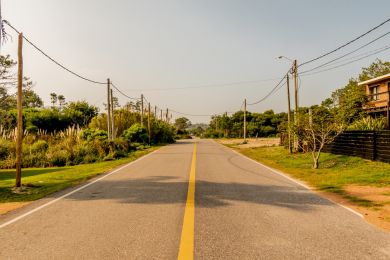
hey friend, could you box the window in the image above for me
[371,85,379,101]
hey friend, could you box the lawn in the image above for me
[0,147,158,203]
[236,146,390,207]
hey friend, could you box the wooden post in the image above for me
[293,60,300,151]
[154,105,157,117]
[160,109,163,121]
[111,88,115,140]
[286,73,292,153]
[166,108,169,123]
[141,94,144,127]
[15,33,23,187]
[148,103,151,144]
[243,98,247,143]
[107,78,111,140]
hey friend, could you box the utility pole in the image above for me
[154,105,157,117]
[148,103,151,144]
[166,108,169,123]
[107,78,111,140]
[15,33,23,188]
[243,98,247,143]
[160,109,163,121]
[111,88,115,140]
[286,73,292,153]
[293,59,300,151]
[141,94,144,127]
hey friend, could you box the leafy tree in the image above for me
[358,59,390,81]
[296,105,344,169]
[174,117,191,131]
[58,95,66,109]
[50,93,58,108]
[22,80,43,108]
[63,101,98,127]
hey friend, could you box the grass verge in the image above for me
[232,146,390,208]
[0,147,159,203]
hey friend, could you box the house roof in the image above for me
[358,73,390,86]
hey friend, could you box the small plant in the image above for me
[348,116,386,131]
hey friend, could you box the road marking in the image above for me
[0,149,161,229]
[216,141,364,219]
[178,143,197,260]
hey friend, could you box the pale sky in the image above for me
[2,0,390,123]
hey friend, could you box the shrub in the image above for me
[348,116,386,131]
[123,123,149,143]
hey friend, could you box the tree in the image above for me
[63,101,99,127]
[297,105,344,169]
[50,93,58,108]
[58,95,66,109]
[174,117,191,131]
[22,80,43,108]
[358,59,390,81]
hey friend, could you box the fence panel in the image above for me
[323,130,390,163]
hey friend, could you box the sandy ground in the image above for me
[0,202,30,215]
[218,138,280,148]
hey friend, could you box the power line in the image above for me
[247,75,287,105]
[110,82,140,100]
[120,77,284,92]
[3,20,106,85]
[300,45,390,77]
[300,31,390,74]
[304,44,390,70]
[299,17,390,67]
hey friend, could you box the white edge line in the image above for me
[0,149,160,229]
[217,141,364,218]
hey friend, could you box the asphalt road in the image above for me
[1,139,390,259]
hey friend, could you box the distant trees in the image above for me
[175,117,191,131]
[205,110,287,138]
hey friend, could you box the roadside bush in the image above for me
[47,148,69,167]
[348,116,386,131]
[123,123,149,144]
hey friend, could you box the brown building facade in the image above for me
[358,73,390,128]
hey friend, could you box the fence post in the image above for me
[373,131,377,161]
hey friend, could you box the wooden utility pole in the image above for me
[160,109,163,121]
[154,105,157,117]
[111,88,115,140]
[140,94,144,127]
[293,59,300,151]
[15,33,23,187]
[107,78,111,140]
[286,73,292,153]
[166,108,169,123]
[243,98,247,143]
[148,103,151,144]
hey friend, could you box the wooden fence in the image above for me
[323,130,390,163]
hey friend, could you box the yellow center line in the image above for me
[178,142,197,260]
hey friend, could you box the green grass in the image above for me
[0,147,159,203]
[236,146,390,207]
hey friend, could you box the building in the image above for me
[358,73,390,128]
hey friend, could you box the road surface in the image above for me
[1,139,390,259]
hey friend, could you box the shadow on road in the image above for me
[66,176,331,212]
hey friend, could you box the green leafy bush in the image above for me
[123,123,149,143]
[348,116,386,131]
